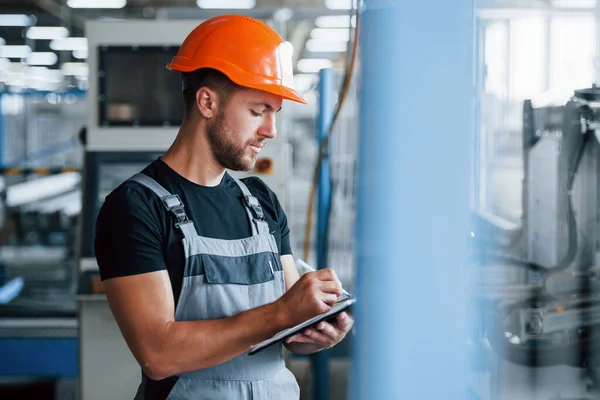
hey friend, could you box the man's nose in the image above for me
[258,114,277,139]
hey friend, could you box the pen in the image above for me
[295,259,352,298]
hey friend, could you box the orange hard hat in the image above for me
[167,14,307,104]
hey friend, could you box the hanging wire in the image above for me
[302,4,361,262]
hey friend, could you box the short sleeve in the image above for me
[94,185,167,281]
[270,189,293,256]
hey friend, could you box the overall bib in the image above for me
[129,173,300,400]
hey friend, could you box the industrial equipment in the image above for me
[0,89,86,399]
[77,19,294,400]
[471,85,600,399]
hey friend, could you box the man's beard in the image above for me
[207,111,256,172]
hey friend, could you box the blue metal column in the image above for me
[0,93,4,168]
[313,67,334,400]
[352,1,474,399]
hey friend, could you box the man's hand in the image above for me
[284,311,354,354]
[275,268,343,327]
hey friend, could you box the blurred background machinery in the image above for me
[470,85,600,400]
[0,89,85,399]
[0,2,361,399]
[465,2,600,398]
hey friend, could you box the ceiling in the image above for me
[0,0,356,90]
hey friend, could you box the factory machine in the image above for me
[0,96,85,394]
[77,19,293,400]
[471,86,600,399]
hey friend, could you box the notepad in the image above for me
[248,295,356,355]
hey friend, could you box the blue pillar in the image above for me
[313,67,334,400]
[0,93,4,168]
[352,1,474,399]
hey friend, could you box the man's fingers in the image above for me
[334,312,355,332]
[318,280,343,297]
[285,334,299,343]
[303,328,330,344]
[315,321,339,339]
[285,334,314,344]
[319,293,338,307]
[314,268,340,282]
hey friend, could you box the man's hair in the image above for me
[181,68,243,117]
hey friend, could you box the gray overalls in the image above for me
[129,173,300,400]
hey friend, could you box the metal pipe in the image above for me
[353,0,474,398]
[5,173,80,208]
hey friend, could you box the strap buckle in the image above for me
[244,195,265,221]
[161,194,188,223]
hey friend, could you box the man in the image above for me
[94,14,354,400]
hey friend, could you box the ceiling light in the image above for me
[0,58,10,71]
[28,67,63,83]
[273,8,293,21]
[26,27,69,40]
[61,62,88,77]
[305,39,348,53]
[315,15,356,28]
[0,46,32,59]
[67,0,127,8]
[325,0,359,10]
[197,0,255,8]
[50,38,87,51]
[293,73,319,93]
[551,0,595,7]
[5,73,27,88]
[25,52,58,66]
[311,28,351,41]
[0,15,34,27]
[297,59,333,73]
[73,49,88,59]
[29,80,61,91]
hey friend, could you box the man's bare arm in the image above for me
[104,266,341,381]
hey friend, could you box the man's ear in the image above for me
[195,87,219,119]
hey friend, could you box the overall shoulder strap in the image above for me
[230,176,270,236]
[128,173,197,238]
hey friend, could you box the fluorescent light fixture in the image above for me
[27,66,49,77]
[25,52,58,66]
[6,74,27,87]
[306,39,348,53]
[61,62,88,77]
[0,46,32,59]
[67,0,127,8]
[44,69,64,83]
[273,8,293,21]
[27,67,63,83]
[0,58,10,70]
[197,0,255,8]
[50,37,87,51]
[297,58,333,73]
[325,0,358,10]
[29,80,61,91]
[73,49,88,59]
[311,28,350,41]
[26,27,69,40]
[315,15,356,28]
[8,62,26,73]
[293,73,318,93]
[0,14,34,27]
[551,0,595,7]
